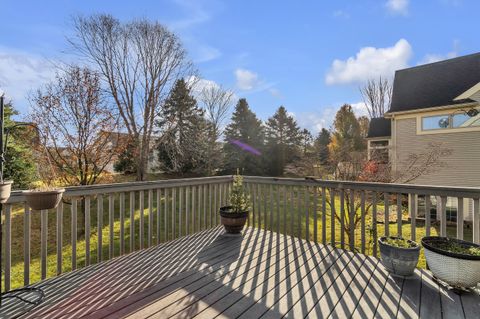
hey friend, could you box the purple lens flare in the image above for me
[229,139,261,156]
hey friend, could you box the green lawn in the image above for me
[3,184,471,290]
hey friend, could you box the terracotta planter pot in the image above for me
[0,180,13,204]
[219,206,248,234]
[23,189,65,210]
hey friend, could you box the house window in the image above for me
[421,107,480,131]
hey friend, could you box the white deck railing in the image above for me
[2,175,480,292]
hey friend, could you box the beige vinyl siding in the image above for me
[395,117,480,188]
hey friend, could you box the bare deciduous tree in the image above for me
[30,66,121,186]
[199,85,234,175]
[360,77,392,118]
[70,14,195,180]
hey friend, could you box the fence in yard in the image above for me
[2,175,480,292]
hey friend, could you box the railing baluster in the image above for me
[172,187,176,239]
[108,194,114,259]
[139,190,144,249]
[148,189,153,246]
[164,188,168,242]
[305,186,309,240]
[313,186,318,243]
[208,184,212,228]
[396,194,402,237]
[214,184,218,226]
[290,186,294,236]
[372,192,378,257]
[97,194,103,262]
[264,184,268,230]
[119,193,125,255]
[297,187,302,238]
[283,185,287,235]
[321,187,327,245]
[252,183,257,229]
[85,197,90,266]
[71,199,77,270]
[129,192,134,252]
[340,188,345,249]
[218,184,223,226]
[349,190,355,251]
[425,195,431,237]
[277,185,281,235]
[191,186,195,234]
[360,191,366,254]
[56,201,63,275]
[23,204,30,286]
[330,189,336,247]
[473,198,480,244]
[4,204,11,291]
[186,186,190,235]
[202,185,206,230]
[179,187,183,236]
[410,194,417,241]
[156,189,161,244]
[438,196,447,237]
[41,209,48,280]
[456,197,463,240]
[270,184,274,233]
[384,193,389,237]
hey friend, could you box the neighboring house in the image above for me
[367,52,480,221]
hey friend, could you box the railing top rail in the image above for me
[6,175,233,204]
[243,176,480,198]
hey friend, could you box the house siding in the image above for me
[394,117,480,220]
[394,117,480,188]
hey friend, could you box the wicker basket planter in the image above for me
[378,236,420,276]
[22,188,65,210]
[0,180,13,204]
[219,206,248,234]
[422,236,480,289]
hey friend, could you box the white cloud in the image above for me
[385,0,409,15]
[268,88,283,98]
[193,45,221,63]
[333,10,350,19]
[351,102,369,117]
[418,52,457,65]
[325,39,412,85]
[0,47,56,111]
[235,68,260,91]
[186,75,238,101]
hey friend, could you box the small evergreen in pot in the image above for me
[220,173,249,234]
[378,236,420,276]
[422,236,480,289]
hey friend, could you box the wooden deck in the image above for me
[2,227,479,319]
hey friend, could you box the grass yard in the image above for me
[3,184,472,290]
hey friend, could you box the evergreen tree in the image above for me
[2,101,37,189]
[265,106,302,176]
[314,128,331,165]
[156,79,209,175]
[223,98,265,175]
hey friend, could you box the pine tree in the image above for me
[156,79,209,175]
[223,99,265,175]
[2,102,37,189]
[265,106,301,176]
[314,128,331,165]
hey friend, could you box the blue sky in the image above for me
[1,0,479,133]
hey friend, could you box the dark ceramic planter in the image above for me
[0,180,13,204]
[22,189,65,210]
[219,206,248,234]
[378,236,420,276]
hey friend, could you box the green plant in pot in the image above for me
[378,236,420,276]
[220,173,250,234]
[422,236,480,289]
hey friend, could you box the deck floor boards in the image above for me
[1,227,479,319]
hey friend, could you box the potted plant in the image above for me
[23,185,65,211]
[378,236,420,276]
[219,173,249,234]
[0,178,13,204]
[422,236,480,289]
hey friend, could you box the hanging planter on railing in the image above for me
[22,187,65,210]
[0,180,13,204]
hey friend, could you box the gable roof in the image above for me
[367,117,391,138]
[388,52,480,113]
